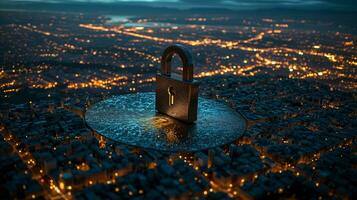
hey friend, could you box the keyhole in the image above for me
[168,86,176,106]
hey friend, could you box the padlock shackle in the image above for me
[160,44,194,81]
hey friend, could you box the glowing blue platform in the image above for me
[85,92,246,152]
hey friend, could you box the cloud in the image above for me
[3,0,357,10]
[176,0,357,10]
[178,0,326,7]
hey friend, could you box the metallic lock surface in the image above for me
[156,44,199,123]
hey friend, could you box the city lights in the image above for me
[0,5,356,200]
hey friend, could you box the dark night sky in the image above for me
[2,0,357,11]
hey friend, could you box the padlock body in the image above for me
[156,73,199,123]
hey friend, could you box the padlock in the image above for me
[156,44,199,123]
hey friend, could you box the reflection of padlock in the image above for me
[156,44,199,123]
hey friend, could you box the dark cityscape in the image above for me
[0,0,356,199]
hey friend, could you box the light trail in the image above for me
[79,24,345,66]
[79,24,267,47]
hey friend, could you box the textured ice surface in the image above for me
[85,92,246,152]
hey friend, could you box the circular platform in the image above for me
[85,92,246,152]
